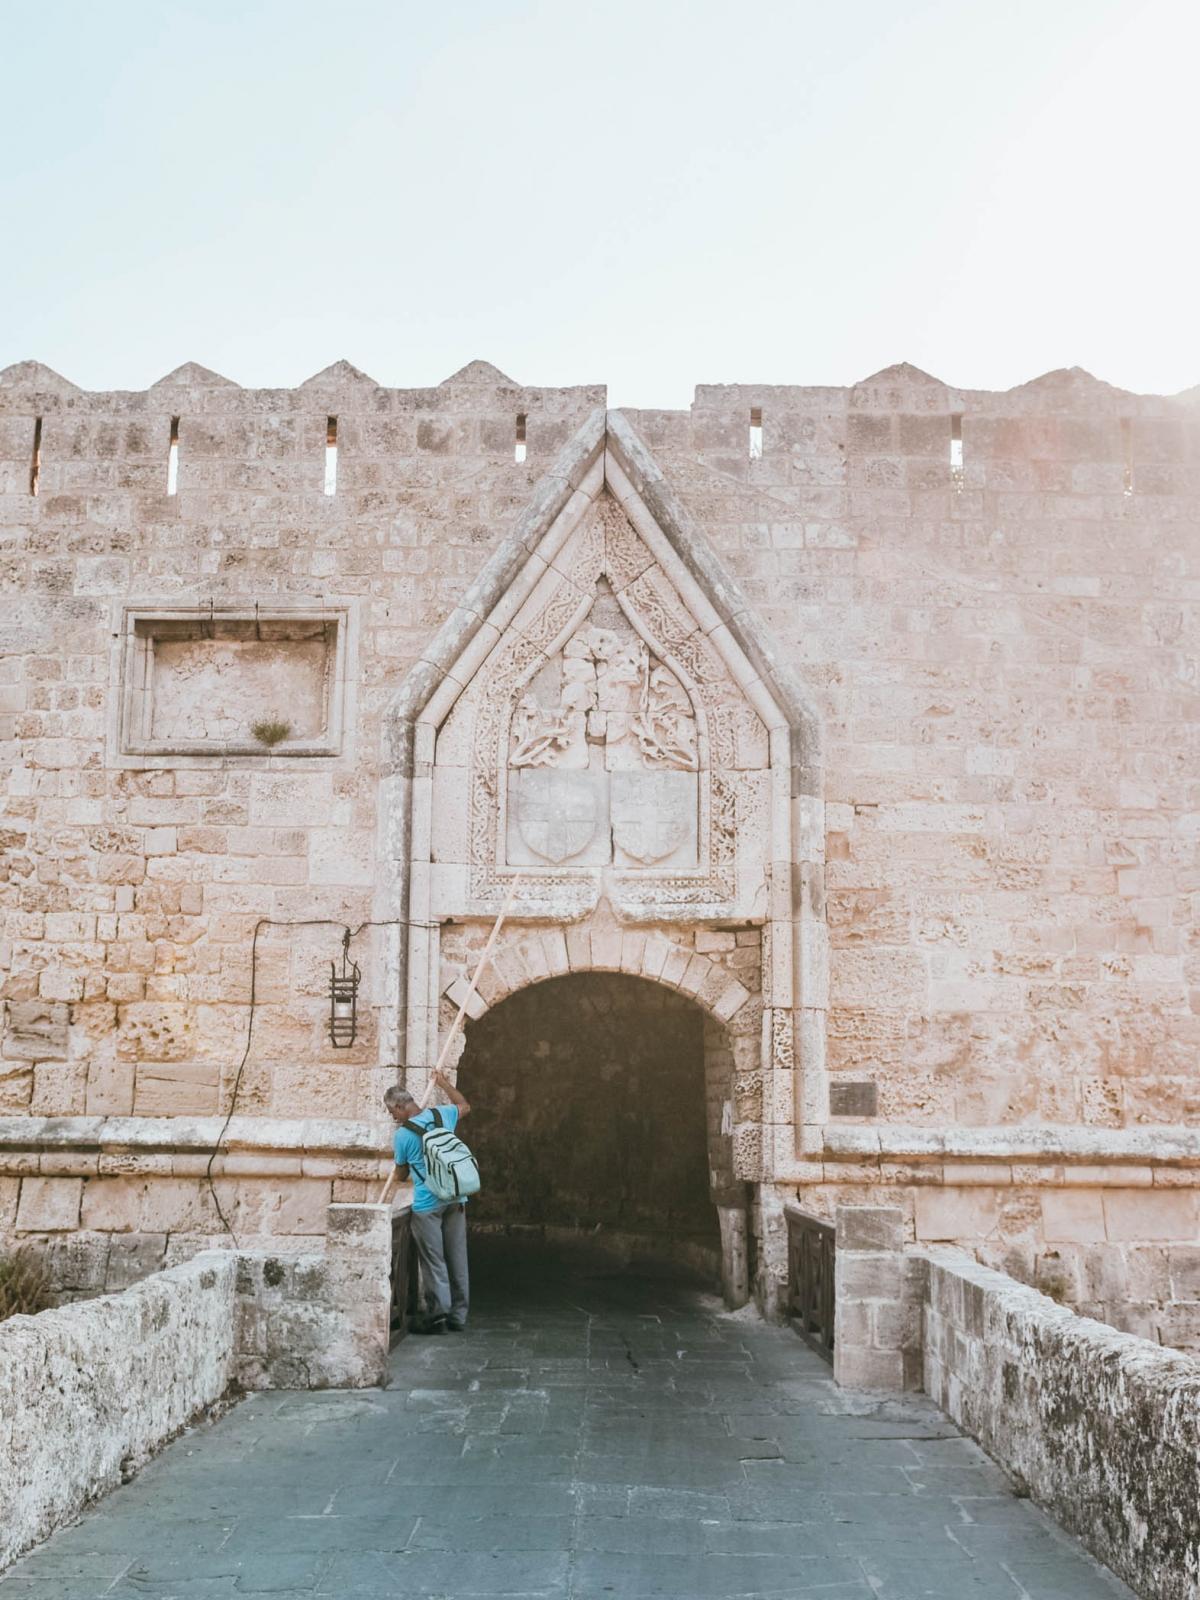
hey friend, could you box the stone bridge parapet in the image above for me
[0,1201,393,1573]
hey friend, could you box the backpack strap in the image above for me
[400,1108,443,1186]
[402,1107,443,1139]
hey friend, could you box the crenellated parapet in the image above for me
[3,358,1196,516]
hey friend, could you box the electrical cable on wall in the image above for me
[204,913,442,1246]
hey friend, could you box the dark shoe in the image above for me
[446,1321,466,1333]
[412,1315,448,1336]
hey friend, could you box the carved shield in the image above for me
[514,768,601,864]
[610,770,698,866]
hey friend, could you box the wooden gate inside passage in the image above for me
[785,1205,835,1362]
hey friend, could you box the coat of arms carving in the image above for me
[504,588,700,869]
[610,770,696,865]
[509,768,604,864]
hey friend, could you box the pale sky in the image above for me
[3,0,1197,406]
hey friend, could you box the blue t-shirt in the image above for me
[393,1105,463,1213]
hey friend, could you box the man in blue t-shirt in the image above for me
[384,1070,472,1334]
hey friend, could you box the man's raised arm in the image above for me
[432,1068,471,1119]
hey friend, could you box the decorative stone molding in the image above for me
[428,469,773,921]
[9,1116,1199,1186]
[824,1124,1200,1165]
[0,1115,391,1181]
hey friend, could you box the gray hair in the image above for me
[383,1084,418,1113]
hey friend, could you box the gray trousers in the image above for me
[410,1202,469,1327]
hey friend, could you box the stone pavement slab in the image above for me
[0,1242,1136,1600]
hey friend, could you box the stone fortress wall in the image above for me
[1,355,1198,1343]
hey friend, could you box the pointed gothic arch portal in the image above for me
[381,408,825,1314]
[457,972,730,1287]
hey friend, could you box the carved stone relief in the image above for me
[436,492,769,915]
[611,770,697,867]
[509,768,608,866]
[505,588,700,871]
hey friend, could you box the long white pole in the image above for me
[377,877,522,1205]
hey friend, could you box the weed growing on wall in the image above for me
[0,1247,50,1320]
[250,716,292,747]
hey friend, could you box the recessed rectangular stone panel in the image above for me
[829,1079,878,1117]
[151,635,327,742]
[118,607,349,757]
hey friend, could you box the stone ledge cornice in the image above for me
[824,1124,1200,1165]
[0,1115,390,1158]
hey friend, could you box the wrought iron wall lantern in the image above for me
[329,931,360,1048]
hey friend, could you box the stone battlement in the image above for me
[2,360,1195,495]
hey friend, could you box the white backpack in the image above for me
[403,1108,481,1201]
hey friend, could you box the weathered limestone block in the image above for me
[731,1121,761,1181]
[832,1203,923,1392]
[39,1232,111,1296]
[79,1176,143,1233]
[1168,1244,1200,1300]
[105,1233,168,1290]
[836,1204,904,1254]
[81,1176,218,1236]
[116,1003,197,1063]
[204,1177,332,1239]
[913,1186,1000,1242]
[1039,1188,1107,1243]
[1102,1187,1198,1241]
[30,1059,88,1117]
[231,1203,391,1390]
[1157,1301,1200,1354]
[37,972,85,1005]
[326,1199,391,1256]
[2,1001,70,1061]
[84,1059,135,1116]
[14,1177,83,1232]
[0,1061,33,1112]
[133,1061,219,1116]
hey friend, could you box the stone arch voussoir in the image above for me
[439,925,756,1059]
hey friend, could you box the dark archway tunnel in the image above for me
[457,972,721,1279]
